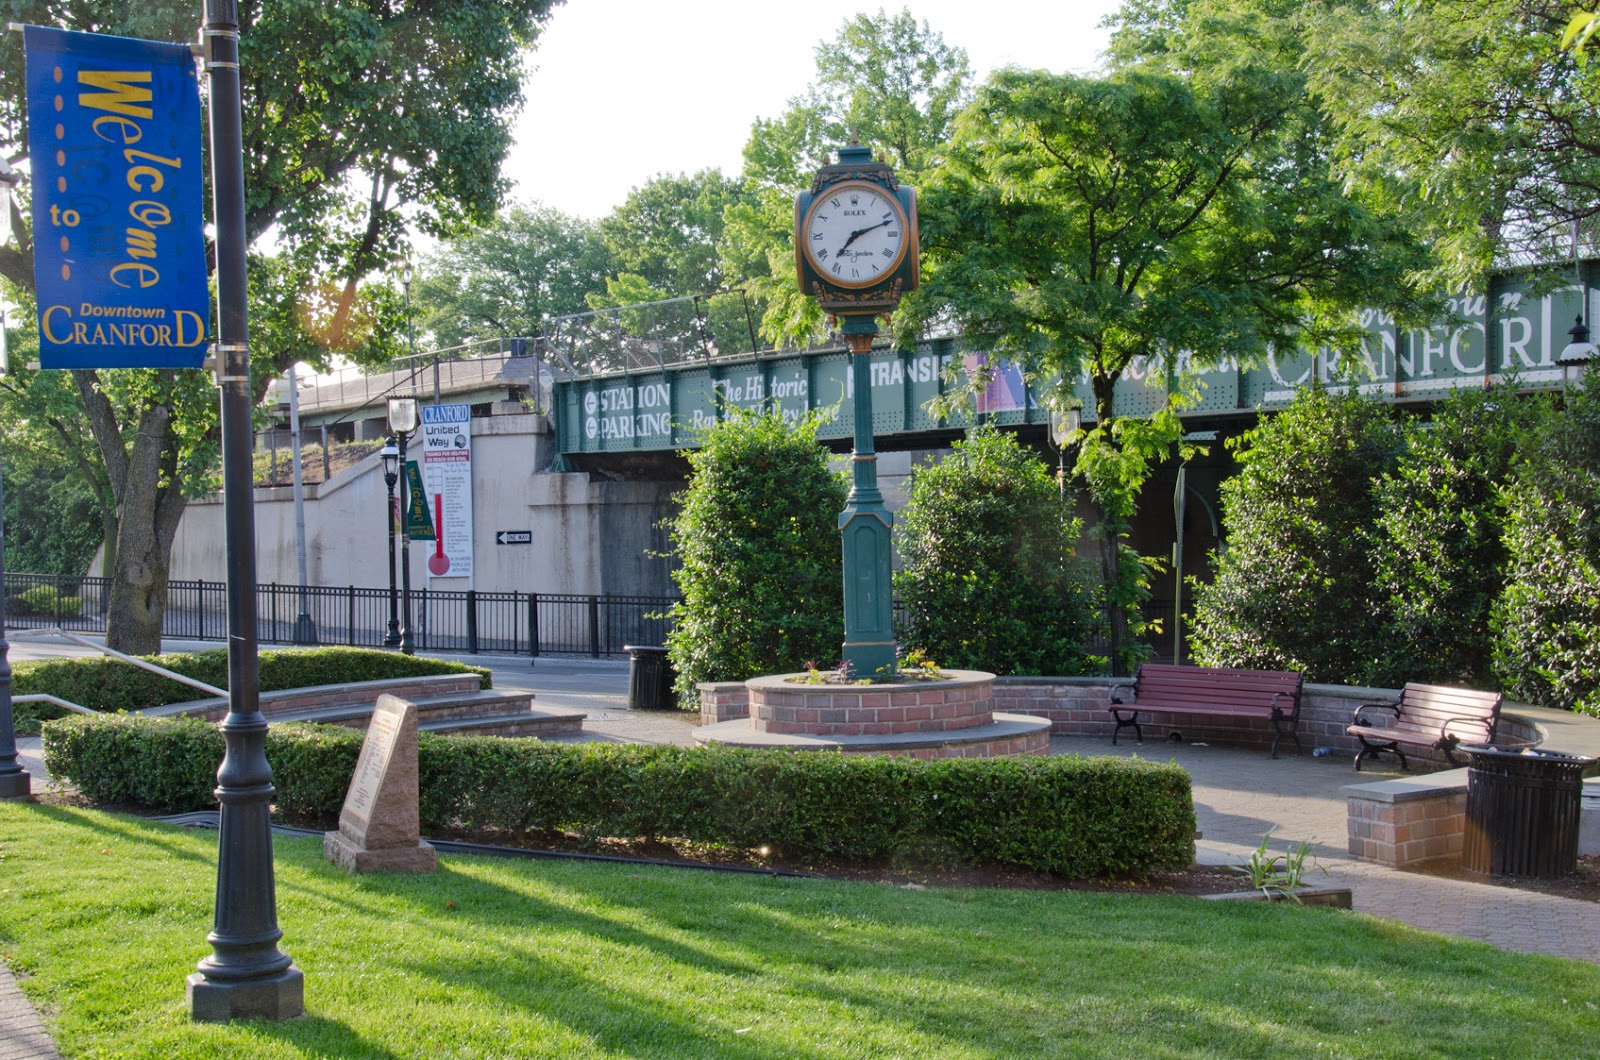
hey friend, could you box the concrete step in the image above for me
[146,673,488,722]
[265,689,586,739]
[418,711,585,738]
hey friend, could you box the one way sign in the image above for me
[495,530,532,545]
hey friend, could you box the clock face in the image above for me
[799,181,909,289]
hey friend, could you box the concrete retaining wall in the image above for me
[164,414,679,599]
[706,674,1542,770]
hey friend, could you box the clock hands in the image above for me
[837,218,893,256]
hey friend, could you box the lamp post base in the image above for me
[187,966,304,1023]
[0,770,31,799]
[292,614,318,646]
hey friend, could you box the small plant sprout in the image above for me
[1232,829,1327,901]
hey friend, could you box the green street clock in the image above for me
[794,143,919,315]
[795,141,918,678]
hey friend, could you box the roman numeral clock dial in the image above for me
[798,180,911,289]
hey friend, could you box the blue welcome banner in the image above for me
[24,26,207,369]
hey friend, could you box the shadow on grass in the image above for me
[7,801,214,864]
[239,1014,405,1060]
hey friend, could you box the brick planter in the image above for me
[747,670,995,736]
[696,670,1050,759]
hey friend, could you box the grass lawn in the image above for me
[0,802,1595,1058]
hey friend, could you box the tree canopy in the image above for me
[0,0,560,651]
[898,1,1430,668]
[727,7,973,346]
[413,203,610,353]
[1300,0,1600,284]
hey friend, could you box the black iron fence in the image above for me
[1,573,676,657]
[2,572,1186,666]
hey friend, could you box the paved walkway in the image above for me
[5,640,1600,1053]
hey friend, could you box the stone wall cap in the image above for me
[1341,768,1470,803]
[746,669,995,691]
[143,672,485,718]
[992,675,1131,687]
[696,711,1048,751]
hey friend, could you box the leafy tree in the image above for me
[585,171,756,359]
[1366,387,1547,689]
[894,426,1098,675]
[905,13,1429,670]
[1188,389,1403,683]
[0,0,558,652]
[0,457,101,578]
[0,342,105,577]
[0,313,116,578]
[599,171,746,298]
[1302,0,1600,282]
[728,7,973,346]
[664,409,846,706]
[412,203,611,352]
[1492,380,1600,714]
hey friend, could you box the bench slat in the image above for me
[1348,681,1503,770]
[1129,665,1301,716]
[1399,692,1499,708]
[1113,664,1304,757]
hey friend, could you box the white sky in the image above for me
[505,0,1123,219]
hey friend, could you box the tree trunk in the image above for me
[74,370,191,655]
[105,536,169,656]
[96,511,117,616]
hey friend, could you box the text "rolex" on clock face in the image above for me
[800,180,909,289]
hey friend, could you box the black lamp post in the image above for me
[188,0,302,1021]
[380,438,400,647]
[388,396,419,655]
[0,438,29,802]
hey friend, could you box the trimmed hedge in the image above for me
[41,714,1196,879]
[13,647,493,734]
[10,586,83,618]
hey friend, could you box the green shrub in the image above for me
[43,713,224,810]
[1188,388,1403,682]
[1366,386,1543,688]
[895,426,1099,675]
[41,715,1195,878]
[12,647,491,734]
[1492,379,1600,714]
[665,407,847,706]
[9,586,83,618]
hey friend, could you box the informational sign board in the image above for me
[421,404,473,578]
[24,26,208,369]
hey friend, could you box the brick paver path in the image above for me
[0,961,60,1060]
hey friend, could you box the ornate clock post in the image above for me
[796,142,919,677]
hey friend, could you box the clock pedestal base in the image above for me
[839,323,897,678]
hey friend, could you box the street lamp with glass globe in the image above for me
[380,439,401,647]
[387,397,420,655]
[1560,316,1596,391]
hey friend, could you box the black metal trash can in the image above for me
[624,645,675,711]
[1462,745,1595,878]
